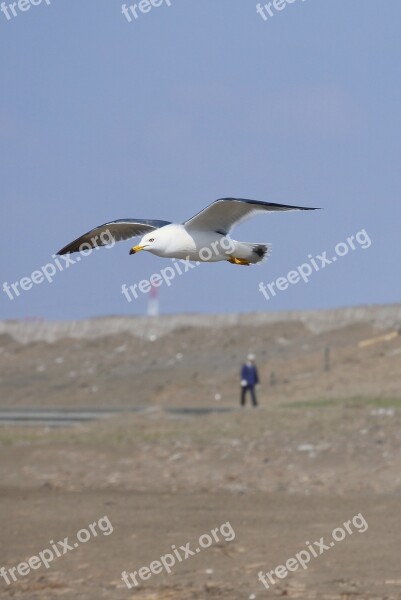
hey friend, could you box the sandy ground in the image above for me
[1,307,401,599]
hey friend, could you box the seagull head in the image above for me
[130,230,165,255]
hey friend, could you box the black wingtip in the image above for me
[56,246,73,256]
[217,198,322,211]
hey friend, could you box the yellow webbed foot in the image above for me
[227,256,251,266]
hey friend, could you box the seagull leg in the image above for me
[227,256,251,266]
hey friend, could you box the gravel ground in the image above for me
[1,306,401,599]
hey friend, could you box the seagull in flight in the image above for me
[57,198,319,266]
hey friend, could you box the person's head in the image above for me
[247,353,255,364]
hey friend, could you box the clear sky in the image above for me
[1,0,400,320]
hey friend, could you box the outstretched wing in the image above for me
[184,198,319,235]
[57,219,171,255]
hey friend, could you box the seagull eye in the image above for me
[148,238,155,242]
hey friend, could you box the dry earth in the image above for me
[1,305,401,599]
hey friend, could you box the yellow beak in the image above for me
[129,245,145,255]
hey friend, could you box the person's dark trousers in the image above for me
[241,385,258,407]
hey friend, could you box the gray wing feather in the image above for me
[184,198,319,235]
[57,219,171,255]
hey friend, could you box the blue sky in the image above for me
[0,0,400,320]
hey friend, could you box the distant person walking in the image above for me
[240,354,259,407]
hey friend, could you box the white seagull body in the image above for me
[57,198,318,266]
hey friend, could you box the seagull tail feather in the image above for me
[234,242,272,265]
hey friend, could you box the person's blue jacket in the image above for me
[241,363,259,387]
